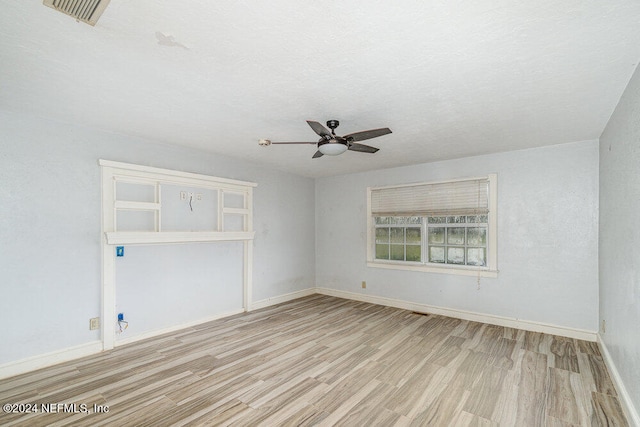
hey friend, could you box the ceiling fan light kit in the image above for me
[318,140,348,156]
[260,119,391,159]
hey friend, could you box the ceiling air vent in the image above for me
[43,0,111,26]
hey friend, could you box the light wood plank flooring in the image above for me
[0,295,628,426]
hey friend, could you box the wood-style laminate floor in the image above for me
[0,295,628,426]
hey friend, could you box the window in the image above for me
[375,216,422,262]
[426,215,487,266]
[367,175,497,277]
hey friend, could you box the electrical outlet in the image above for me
[89,317,100,330]
[362,281,366,289]
[196,193,202,201]
[601,319,606,333]
[180,191,187,200]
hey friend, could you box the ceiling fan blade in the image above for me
[269,141,317,144]
[312,150,324,158]
[344,128,392,142]
[348,143,379,154]
[307,121,332,138]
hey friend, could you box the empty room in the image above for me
[1,1,639,426]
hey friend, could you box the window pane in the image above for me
[467,227,487,245]
[406,227,421,244]
[447,216,466,223]
[376,228,389,243]
[406,245,421,262]
[428,227,445,244]
[428,216,446,224]
[447,228,465,245]
[393,216,422,225]
[375,244,389,259]
[375,217,390,225]
[447,247,465,264]
[408,216,422,224]
[429,246,445,263]
[390,228,404,244]
[467,248,486,266]
[466,215,488,224]
[390,244,404,260]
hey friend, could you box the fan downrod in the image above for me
[326,120,339,135]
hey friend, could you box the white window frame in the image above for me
[366,174,498,277]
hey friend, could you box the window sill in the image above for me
[367,261,498,278]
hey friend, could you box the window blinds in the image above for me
[370,178,489,216]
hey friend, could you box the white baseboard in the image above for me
[315,287,598,342]
[0,341,103,380]
[597,335,640,427]
[250,288,316,311]
[115,308,246,347]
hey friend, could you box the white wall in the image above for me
[0,110,315,365]
[316,141,599,332]
[599,63,640,421]
[115,243,244,340]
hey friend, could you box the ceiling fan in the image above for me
[259,120,392,158]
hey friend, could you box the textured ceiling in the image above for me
[1,1,640,177]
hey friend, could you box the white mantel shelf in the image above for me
[105,231,255,245]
